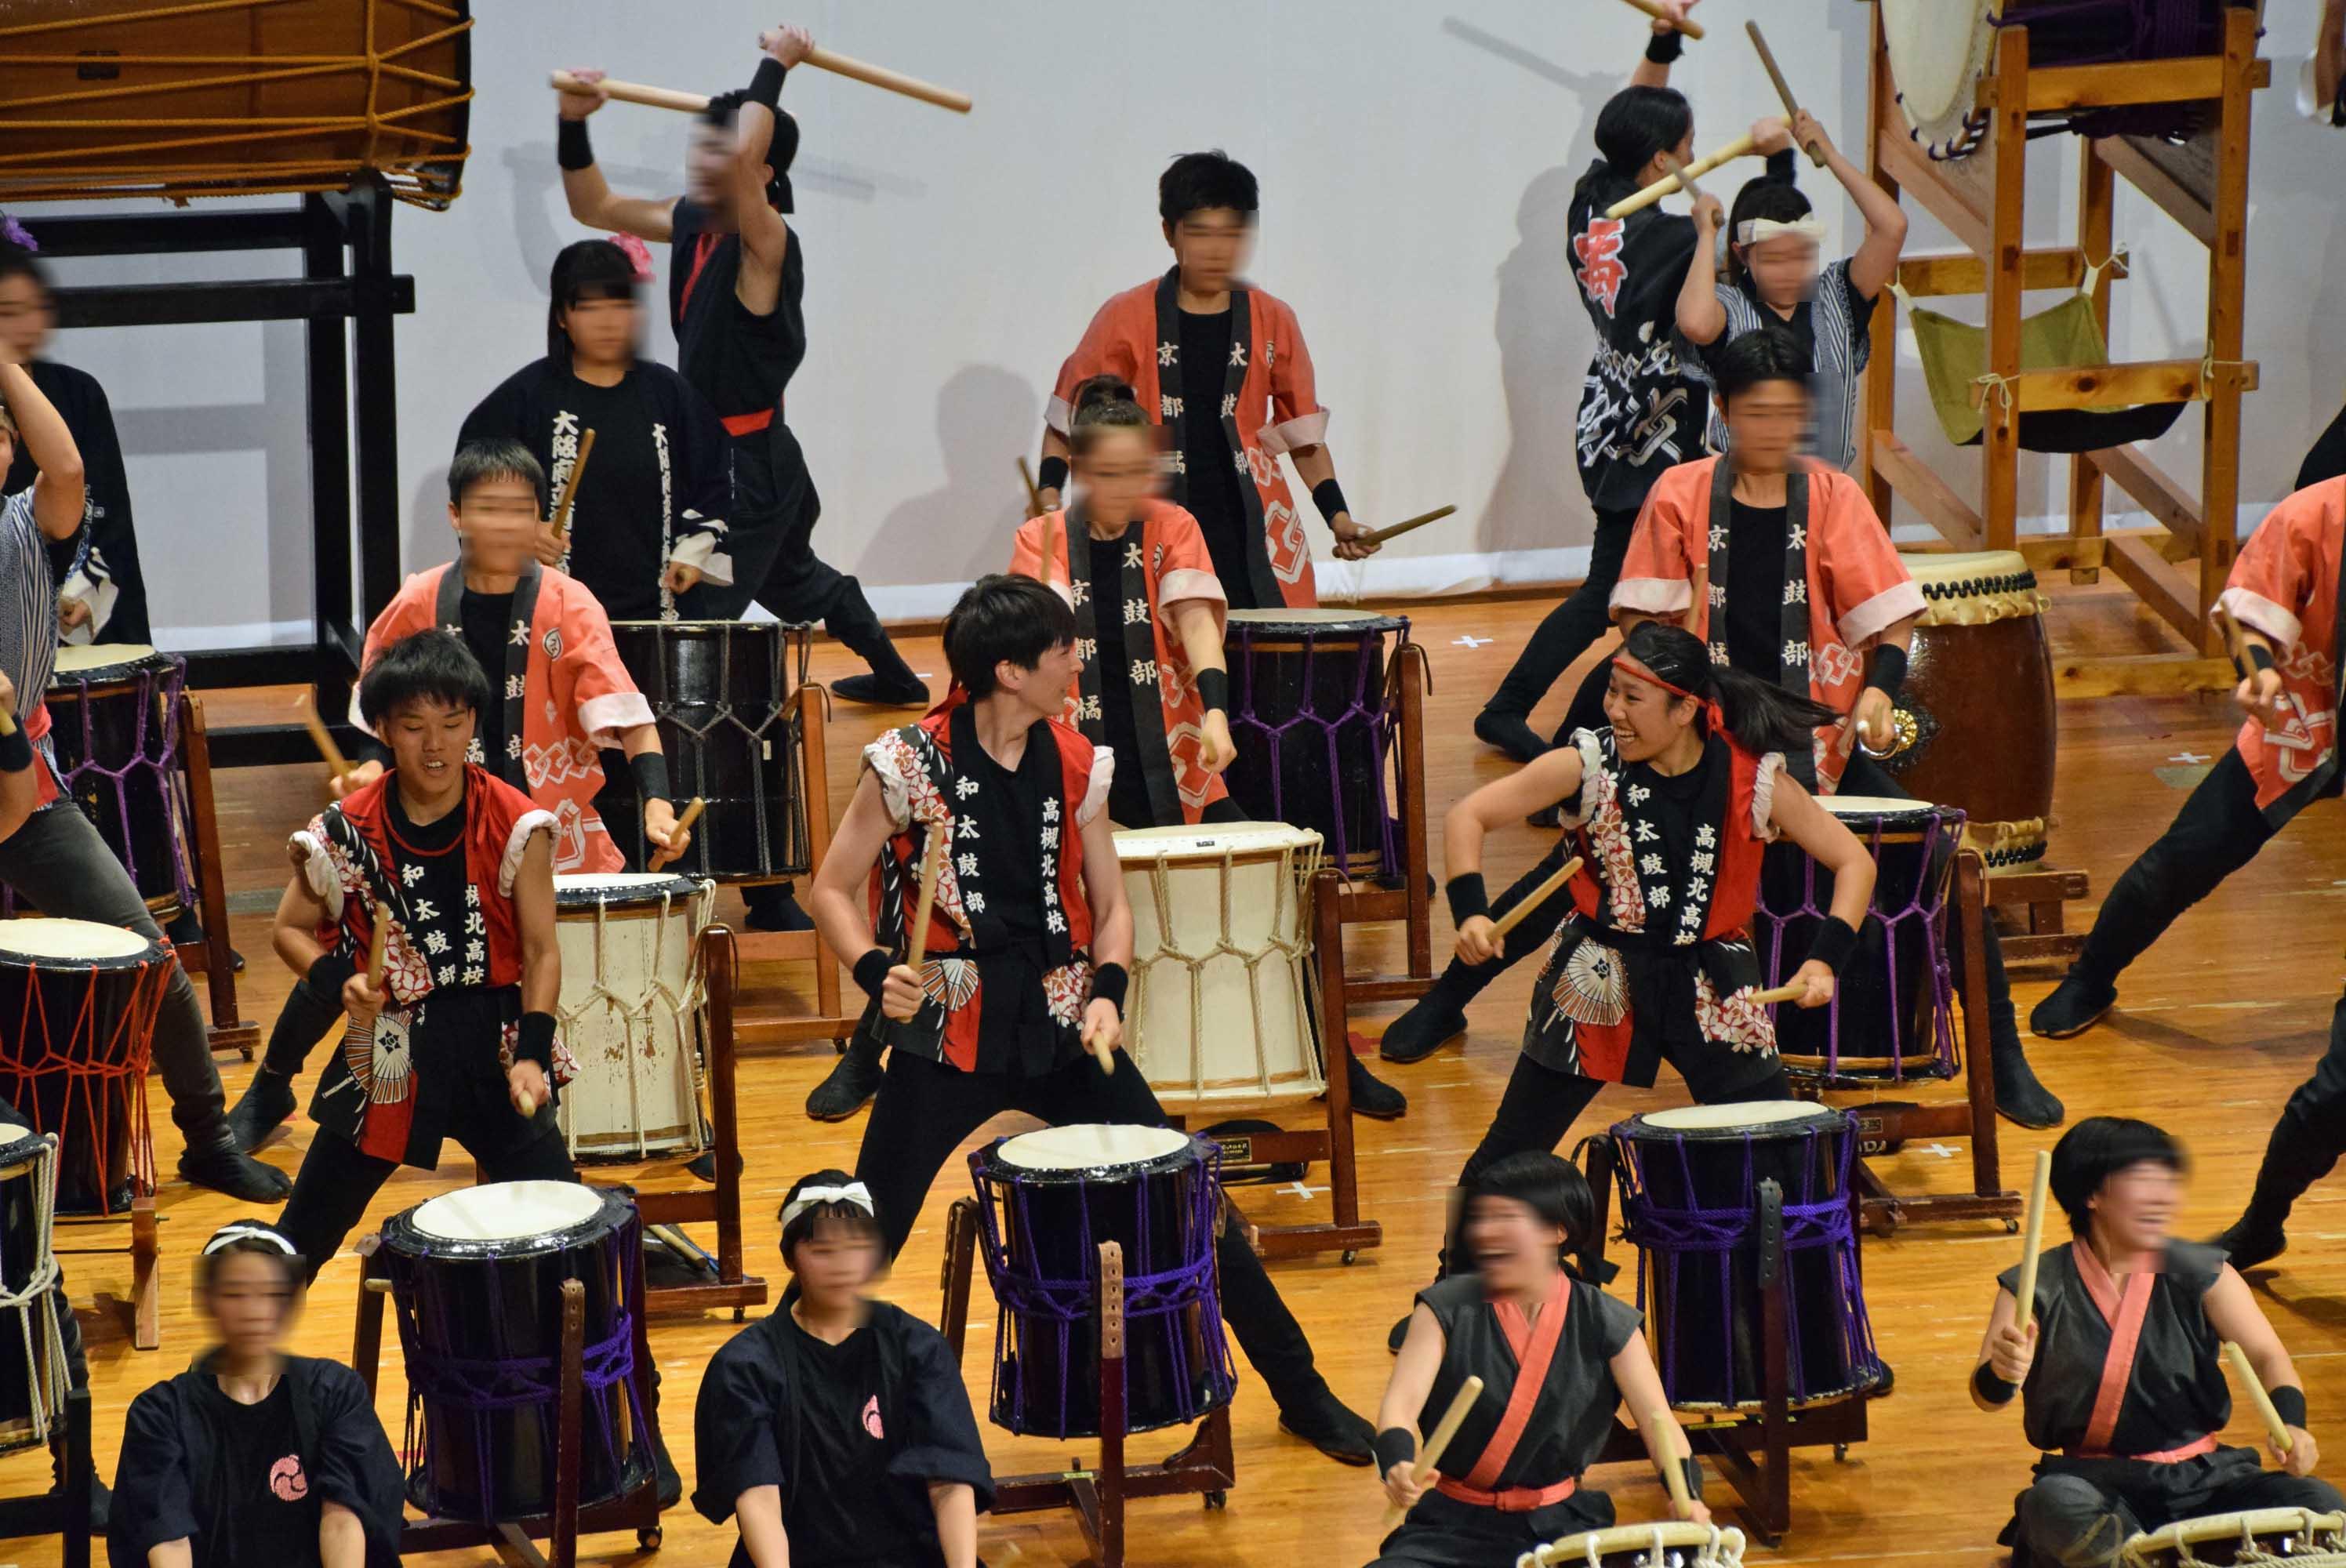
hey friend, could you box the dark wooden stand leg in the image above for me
[62,1384,89,1568]
[130,1192,158,1351]
[178,694,256,1057]
[550,1279,584,1568]
[353,1259,387,1399]
[1395,639,1431,983]
[940,1196,979,1364]
[1090,1242,1128,1568]
[1581,1138,1618,1283]
[1958,851,2006,1207]
[1756,1180,1791,1544]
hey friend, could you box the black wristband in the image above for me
[1644,27,1685,64]
[1309,478,1349,525]
[1865,644,1908,702]
[1371,1427,1417,1479]
[1090,962,1129,1018]
[307,953,357,1004]
[1679,1457,1705,1501]
[1974,1360,2019,1405]
[747,56,786,111]
[628,750,672,807]
[2247,640,2276,673]
[1194,667,1229,717]
[1447,873,1491,928]
[1037,456,1069,494]
[557,117,594,171]
[1805,915,1860,975]
[516,1011,557,1072]
[1765,147,1798,185]
[0,724,30,774]
[853,948,893,1002]
[2273,1385,2308,1430]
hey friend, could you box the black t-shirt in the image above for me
[1176,307,1255,604]
[669,199,806,425]
[385,780,478,993]
[1722,499,1789,683]
[196,1377,316,1568]
[969,738,1046,950]
[775,1315,925,1568]
[532,371,665,618]
[1087,525,1150,826]
[458,590,512,775]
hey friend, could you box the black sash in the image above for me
[1705,459,1811,697]
[434,561,541,789]
[1066,500,1180,825]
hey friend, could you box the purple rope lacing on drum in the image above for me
[970,1145,1236,1436]
[1752,808,1962,1085]
[8,662,194,914]
[1228,622,1404,880]
[1612,1118,1881,1407]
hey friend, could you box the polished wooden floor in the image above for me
[14,579,2346,1568]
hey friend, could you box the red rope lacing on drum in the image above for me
[0,952,169,1214]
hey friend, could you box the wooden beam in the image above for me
[1876,129,1991,259]
[2198,0,2257,652]
[1861,0,1899,524]
[2104,533,2204,642]
[2019,535,2104,574]
[2068,141,2115,583]
[2054,652,2236,699]
[2092,135,2214,248]
[1895,249,2085,298]
[1870,430,1983,550]
[1981,23,2028,552]
[2088,445,2203,554]
[2009,358,2257,412]
[2009,53,2264,113]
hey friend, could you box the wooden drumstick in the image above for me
[1749,980,1808,1007]
[2015,1149,2051,1337]
[1383,1375,1484,1526]
[554,54,972,116]
[905,827,946,974]
[0,700,17,738]
[648,796,705,873]
[1659,152,1705,207]
[1652,1413,1693,1513]
[1617,0,1706,41]
[1018,456,1047,519]
[1487,857,1585,941]
[1360,504,1458,547]
[365,902,392,994]
[551,427,597,545]
[1746,21,1825,167]
[298,695,354,787]
[2222,1340,2296,1454]
[1605,133,1758,220]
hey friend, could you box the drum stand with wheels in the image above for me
[594,925,767,1319]
[176,693,258,1056]
[0,1384,93,1568]
[939,1212,1235,1568]
[354,1275,665,1567]
[728,683,860,1053]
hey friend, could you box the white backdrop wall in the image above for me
[13,0,2346,648]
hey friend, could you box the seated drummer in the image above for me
[1385,620,1868,1348]
[805,573,1378,1465]
[693,1171,991,1568]
[267,631,576,1276]
[108,1221,405,1568]
[227,439,690,1152]
[1375,1152,1705,1566]
[1975,1117,2341,1567]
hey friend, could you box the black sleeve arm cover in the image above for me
[1037,456,1069,494]
[1310,478,1349,524]
[628,750,672,806]
[746,56,786,111]
[1974,1362,2020,1406]
[557,117,594,171]
[1680,1457,1705,1500]
[1805,915,1861,974]
[1090,963,1129,1018]
[1644,28,1685,64]
[516,1011,557,1072]
[1194,667,1229,716]
[1865,644,1908,700]
[2247,640,2276,673]
[2273,1385,2309,1430]
[0,725,31,773]
[1372,1428,1416,1479]
[1447,873,1491,928]
[853,948,893,1001]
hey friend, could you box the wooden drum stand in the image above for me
[730,679,860,1053]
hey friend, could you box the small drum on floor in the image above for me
[604,621,812,883]
[1868,552,2055,867]
[552,873,714,1162]
[1222,609,1410,883]
[0,1124,67,1455]
[41,644,205,920]
[1611,1102,1883,1410]
[2120,1508,2346,1567]
[0,919,172,1214]
[1756,797,1963,1086]
[378,1181,653,1523]
[1115,822,1324,1105]
[968,1124,1236,1439]
[1519,1520,1749,1568]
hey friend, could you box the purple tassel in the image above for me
[0,215,34,252]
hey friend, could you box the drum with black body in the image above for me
[0,1124,66,1455]
[40,644,203,919]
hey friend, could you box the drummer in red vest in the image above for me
[1974,1117,2338,1566]
[805,573,1378,1465]
[227,438,689,1152]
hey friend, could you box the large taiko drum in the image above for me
[551,872,712,1162]
[1865,551,2057,868]
[1517,1522,1750,1568]
[0,1,474,208]
[1115,822,1324,1105]
[2120,1508,2346,1566]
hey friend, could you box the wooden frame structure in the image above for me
[1340,637,1434,1004]
[177,693,257,1056]
[1862,5,2267,693]
[728,680,858,1052]
[0,1385,93,1568]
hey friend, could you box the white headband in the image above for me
[1734,216,1827,247]
[203,1222,296,1258]
[782,1182,877,1230]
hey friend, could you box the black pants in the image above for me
[2239,983,2346,1232]
[260,971,342,1079]
[2014,1450,2342,1567]
[854,1048,1330,1410]
[1480,506,1640,721]
[277,1116,575,1283]
[2073,746,2291,987]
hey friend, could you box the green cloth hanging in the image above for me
[1899,289,2188,454]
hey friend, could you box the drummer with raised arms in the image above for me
[1375,1152,1705,1566]
[227,439,689,1152]
[805,572,1380,1466]
[1975,1117,2341,1566]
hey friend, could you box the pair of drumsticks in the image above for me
[1015,457,1457,555]
[1387,1375,1694,1525]
[1601,5,1825,220]
[551,40,972,119]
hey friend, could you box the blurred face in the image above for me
[789,1223,881,1310]
[686,122,736,207]
[0,423,14,476]
[1720,378,1809,476]
[448,473,541,574]
[0,272,52,362]
[383,696,475,792]
[2088,1160,2183,1255]
[205,1250,298,1359]
[999,637,1083,717]
[1738,234,1821,312]
[1466,1194,1567,1297]
[561,292,640,366]
[1162,208,1255,295]
[1602,654,1699,762]
[1075,424,1159,521]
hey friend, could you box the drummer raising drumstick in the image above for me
[806,574,1383,1466]
[1382,619,1872,1350]
[1975,1117,2341,1567]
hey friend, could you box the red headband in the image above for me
[1616,659,1697,702]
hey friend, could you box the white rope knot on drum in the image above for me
[1515,1522,1745,1567]
[1133,835,1323,1101]
[0,1137,68,1448]
[2119,1508,2346,1566]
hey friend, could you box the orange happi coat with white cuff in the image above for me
[2216,476,2346,825]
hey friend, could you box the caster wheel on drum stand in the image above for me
[832,1036,848,1055]
[1205,1490,1228,1510]
[1834,1443,1850,1462]
[2004,1218,2021,1234]
[638,1525,663,1549]
[733,1306,747,1322]
[1342,1249,1357,1265]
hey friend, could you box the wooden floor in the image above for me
[13,579,2346,1568]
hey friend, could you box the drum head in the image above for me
[1114,822,1322,862]
[50,644,169,681]
[0,919,158,965]
[402,1181,616,1253]
[1629,1102,1846,1139]
[1226,608,1405,636]
[1898,550,2031,587]
[1821,795,1944,830]
[1881,0,1996,145]
[1539,1521,1748,1564]
[0,1123,42,1167]
[2123,1508,2346,1565]
[995,1124,1190,1173]
[554,872,707,908]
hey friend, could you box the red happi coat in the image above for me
[361,561,652,873]
[862,698,1110,1073]
[2216,477,2346,824]
[1008,499,1229,823]
[1612,457,1926,793]
[1049,271,1330,608]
